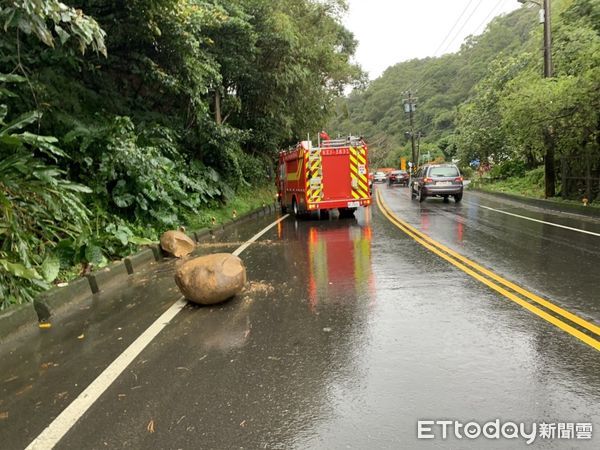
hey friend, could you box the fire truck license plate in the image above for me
[347,201,360,208]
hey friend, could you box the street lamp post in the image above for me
[518,0,555,197]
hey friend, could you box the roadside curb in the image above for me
[0,202,279,342]
[469,188,600,219]
[0,303,39,344]
[34,277,91,321]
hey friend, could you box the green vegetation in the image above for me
[471,167,546,198]
[186,186,276,230]
[473,168,600,211]
[0,0,361,309]
[329,0,599,203]
[329,4,538,166]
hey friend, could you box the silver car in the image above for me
[410,164,464,203]
[374,171,387,183]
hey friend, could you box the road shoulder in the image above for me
[467,189,600,222]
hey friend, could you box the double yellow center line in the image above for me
[376,190,600,351]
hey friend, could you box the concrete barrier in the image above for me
[0,203,279,341]
[193,229,210,242]
[34,277,91,321]
[124,247,155,270]
[0,302,39,343]
[86,261,131,294]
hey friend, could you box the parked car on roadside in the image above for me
[387,170,409,187]
[374,171,387,183]
[410,164,463,203]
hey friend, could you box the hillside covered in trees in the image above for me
[330,0,599,201]
[0,0,362,308]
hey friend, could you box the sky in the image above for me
[344,0,522,80]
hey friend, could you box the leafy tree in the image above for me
[328,6,537,163]
[0,75,92,307]
[0,0,361,307]
[1,0,106,55]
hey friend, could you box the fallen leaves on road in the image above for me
[38,323,52,329]
[54,391,69,404]
[240,420,247,428]
[77,334,85,340]
[0,412,8,420]
[15,385,33,396]
[147,419,155,433]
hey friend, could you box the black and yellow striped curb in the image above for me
[0,203,279,343]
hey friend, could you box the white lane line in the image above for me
[26,214,290,450]
[233,214,289,256]
[473,203,600,237]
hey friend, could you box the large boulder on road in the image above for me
[160,230,195,258]
[175,253,246,305]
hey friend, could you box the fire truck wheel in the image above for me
[292,197,299,216]
[280,202,287,214]
[313,209,329,220]
[339,208,356,218]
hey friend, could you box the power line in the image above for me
[411,0,503,94]
[406,0,486,93]
[437,0,487,56]
[431,0,478,57]
[397,0,509,161]
[473,0,508,35]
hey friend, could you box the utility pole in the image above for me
[543,0,555,197]
[543,0,553,79]
[519,0,554,197]
[403,91,418,167]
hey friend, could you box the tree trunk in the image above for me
[544,128,556,198]
[215,90,222,125]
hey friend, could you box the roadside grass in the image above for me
[474,167,545,198]
[185,185,277,230]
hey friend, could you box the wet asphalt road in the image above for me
[1,186,599,449]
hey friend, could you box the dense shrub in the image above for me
[0,98,92,306]
[0,0,360,308]
[65,116,224,227]
[489,159,527,179]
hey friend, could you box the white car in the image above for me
[374,171,387,183]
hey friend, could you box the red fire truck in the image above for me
[276,136,371,217]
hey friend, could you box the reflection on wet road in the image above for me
[376,188,599,350]
[1,190,599,449]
